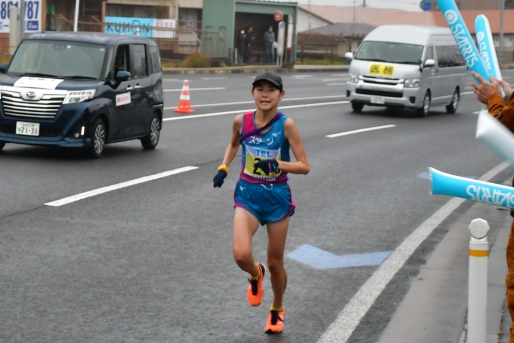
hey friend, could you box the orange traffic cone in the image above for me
[174,80,195,114]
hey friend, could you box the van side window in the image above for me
[113,45,130,79]
[452,47,465,67]
[149,46,162,73]
[131,44,147,79]
[436,46,449,68]
[424,46,433,63]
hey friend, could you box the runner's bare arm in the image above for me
[221,114,243,167]
[279,118,310,174]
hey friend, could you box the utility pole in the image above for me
[74,0,80,32]
[363,0,366,7]
[500,0,505,68]
[308,0,311,31]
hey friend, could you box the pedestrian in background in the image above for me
[472,71,514,343]
[212,71,310,334]
[245,26,254,63]
[237,29,246,64]
[264,25,276,64]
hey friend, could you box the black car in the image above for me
[0,31,164,157]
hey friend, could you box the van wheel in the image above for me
[87,118,106,158]
[0,141,5,151]
[351,101,364,113]
[141,113,161,150]
[416,91,431,117]
[446,89,459,114]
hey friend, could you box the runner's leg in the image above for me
[266,217,289,309]
[233,206,260,277]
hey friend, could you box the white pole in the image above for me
[467,218,489,343]
[73,0,80,32]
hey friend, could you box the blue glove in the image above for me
[254,159,279,175]
[213,165,228,188]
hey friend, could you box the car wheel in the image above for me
[416,91,431,117]
[141,113,161,150]
[351,101,364,113]
[87,118,106,158]
[446,88,459,114]
[0,141,5,151]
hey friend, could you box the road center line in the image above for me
[163,95,346,110]
[326,125,395,138]
[317,161,510,343]
[45,166,198,207]
[163,101,349,121]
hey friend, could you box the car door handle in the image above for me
[134,85,141,89]
[126,86,133,90]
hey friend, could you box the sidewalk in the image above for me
[376,199,511,343]
[162,64,349,75]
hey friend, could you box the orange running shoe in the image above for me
[247,263,265,306]
[265,308,285,334]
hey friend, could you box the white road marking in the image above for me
[201,77,227,80]
[163,95,346,110]
[45,166,198,207]
[462,91,474,95]
[327,83,347,86]
[323,78,348,82]
[163,101,348,121]
[326,125,395,138]
[317,161,510,343]
[164,87,226,92]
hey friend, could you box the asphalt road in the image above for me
[1,71,513,343]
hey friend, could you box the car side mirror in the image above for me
[424,59,435,68]
[115,70,130,82]
[344,52,353,60]
[0,62,9,74]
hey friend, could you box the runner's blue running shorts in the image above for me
[234,179,295,226]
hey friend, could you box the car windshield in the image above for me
[354,41,424,65]
[8,40,107,80]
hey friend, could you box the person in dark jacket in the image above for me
[264,25,276,64]
[245,26,254,63]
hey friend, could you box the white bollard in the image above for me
[467,218,490,343]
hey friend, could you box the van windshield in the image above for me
[355,41,423,65]
[8,40,107,80]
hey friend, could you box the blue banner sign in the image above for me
[475,15,501,80]
[435,0,488,82]
[104,17,154,38]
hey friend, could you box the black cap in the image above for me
[252,71,283,90]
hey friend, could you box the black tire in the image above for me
[416,91,431,117]
[446,88,459,114]
[141,113,161,150]
[351,101,364,113]
[0,141,5,151]
[87,118,106,158]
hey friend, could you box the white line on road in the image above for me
[163,95,346,110]
[327,83,347,86]
[45,166,198,207]
[317,161,510,343]
[163,101,349,121]
[326,125,395,138]
[164,87,226,92]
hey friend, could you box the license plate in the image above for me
[16,121,40,136]
[371,96,385,104]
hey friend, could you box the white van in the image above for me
[345,25,467,116]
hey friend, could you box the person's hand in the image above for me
[499,79,514,100]
[471,72,502,103]
[254,159,279,175]
[213,165,229,188]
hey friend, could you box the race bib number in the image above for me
[244,146,281,180]
[369,64,395,77]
